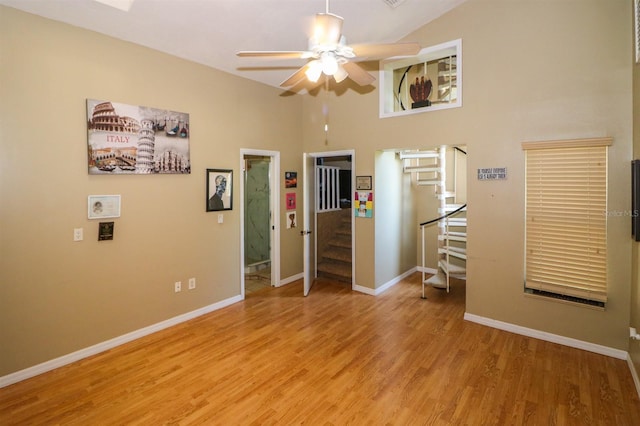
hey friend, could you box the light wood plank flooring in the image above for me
[1,273,639,424]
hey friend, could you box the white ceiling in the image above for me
[0,0,466,89]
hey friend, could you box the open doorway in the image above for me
[240,149,280,297]
[315,155,353,284]
[303,150,355,295]
[396,145,467,295]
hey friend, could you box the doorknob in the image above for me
[300,230,312,236]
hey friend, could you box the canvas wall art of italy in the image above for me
[87,99,191,174]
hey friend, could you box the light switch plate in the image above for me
[73,228,83,241]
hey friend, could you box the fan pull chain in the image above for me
[324,78,329,145]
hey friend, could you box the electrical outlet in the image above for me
[73,228,83,241]
[188,278,196,290]
[174,281,182,292]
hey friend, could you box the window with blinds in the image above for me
[522,137,611,306]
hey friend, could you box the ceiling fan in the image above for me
[237,0,421,88]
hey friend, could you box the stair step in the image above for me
[329,235,351,249]
[445,203,466,210]
[399,150,439,159]
[340,215,352,224]
[416,179,442,186]
[438,217,467,227]
[323,247,352,263]
[438,191,457,200]
[336,227,351,236]
[438,259,466,277]
[438,246,467,260]
[317,260,352,282]
[439,204,466,213]
[425,271,448,289]
[438,232,467,242]
[403,166,440,174]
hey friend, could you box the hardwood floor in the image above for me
[1,273,639,425]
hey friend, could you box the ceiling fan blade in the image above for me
[342,62,376,86]
[236,51,308,59]
[313,13,343,45]
[350,42,421,59]
[280,64,311,87]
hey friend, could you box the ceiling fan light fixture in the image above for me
[320,52,338,76]
[238,1,407,88]
[314,13,343,46]
[333,64,348,83]
[305,60,323,82]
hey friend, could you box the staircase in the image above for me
[400,146,467,296]
[317,208,352,283]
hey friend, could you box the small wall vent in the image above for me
[382,0,407,9]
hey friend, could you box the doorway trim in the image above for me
[240,149,280,299]
[304,149,355,292]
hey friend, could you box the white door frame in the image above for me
[302,153,316,296]
[240,149,280,299]
[304,149,355,292]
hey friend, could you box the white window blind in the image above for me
[522,138,611,304]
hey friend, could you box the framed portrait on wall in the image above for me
[88,195,121,219]
[206,169,233,211]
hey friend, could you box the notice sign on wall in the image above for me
[477,167,507,180]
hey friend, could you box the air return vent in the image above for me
[382,0,407,8]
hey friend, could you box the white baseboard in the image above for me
[627,355,640,399]
[0,295,243,389]
[278,272,303,287]
[352,283,376,295]
[464,312,628,360]
[282,267,429,295]
[353,267,418,296]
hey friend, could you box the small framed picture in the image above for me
[356,175,372,190]
[287,211,297,229]
[98,222,115,241]
[88,195,121,219]
[286,192,296,210]
[285,171,297,188]
[207,169,233,211]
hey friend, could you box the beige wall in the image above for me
[374,150,416,285]
[0,7,303,376]
[302,0,634,350]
